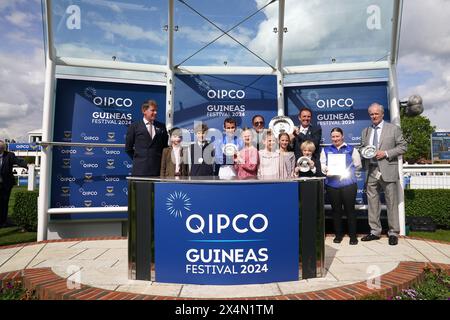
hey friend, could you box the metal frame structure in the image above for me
[38,0,405,240]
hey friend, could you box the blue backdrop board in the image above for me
[50,78,166,219]
[8,143,42,152]
[154,182,299,285]
[285,81,389,206]
[284,81,389,145]
[173,74,278,139]
[432,132,450,162]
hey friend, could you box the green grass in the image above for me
[409,229,450,242]
[0,186,37,247]
[0,227,36,247]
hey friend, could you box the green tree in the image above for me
[400,110,435,163]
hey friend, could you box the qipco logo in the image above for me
[207,90,246,100]
[316,98,354,109]
[186,213,268,234]
[93,96,133,108]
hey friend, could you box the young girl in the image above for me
[278,132,296,178]
[257,130,279,179]
[293,140,319,177]
[234,128,259,179]
[160,127,188,177]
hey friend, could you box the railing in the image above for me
[403,164,450,189]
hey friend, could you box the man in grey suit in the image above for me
[360,103,407,245]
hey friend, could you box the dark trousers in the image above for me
[327,183,357,239]
[0,185,12,225]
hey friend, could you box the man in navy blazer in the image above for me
[125,100,168,176]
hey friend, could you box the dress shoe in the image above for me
[349,238,358,245]
[333,237,343,243]
[361,234,380,241]
[388,235,398,246]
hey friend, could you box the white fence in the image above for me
[403,164,450,189]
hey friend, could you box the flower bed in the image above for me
[390,268,449,300]
[0,279,36,300]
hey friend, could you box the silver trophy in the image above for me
[360,145,377,159]
[223,143,238,157]
[297,156,311,172]
[269,116,295,137]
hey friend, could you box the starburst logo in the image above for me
[166,191,192,218]
[84,87,97,99]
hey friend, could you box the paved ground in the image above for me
[1,236,449,299]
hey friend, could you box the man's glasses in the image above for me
[253,121,264,126]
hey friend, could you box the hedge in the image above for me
[11,190,39,232]
[405,189,450,228]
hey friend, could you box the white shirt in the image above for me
[369,120,384,148]
[300,126,309,135]
[197,141,205,148]
[320,142,362,175]
[143,117,155,139]
[368,120,389,158]
[172,145,181,173]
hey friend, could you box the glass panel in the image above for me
[174,0,278,67]
[56,66,166,83]
[284,0,394,66]
[50,0,168,65]
[284,69,389,85]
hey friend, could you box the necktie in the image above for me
[371,126,379,164]
[147,122,153,139]
[372,126,379,148]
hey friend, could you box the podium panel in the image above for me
[128,177,324,285]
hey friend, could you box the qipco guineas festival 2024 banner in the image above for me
[155,182,299,285]
[173,74,278,141]
[51,78,166,215]
[285,81,389,206]
[285,81,389,145]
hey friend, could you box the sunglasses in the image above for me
[253,121,264,125]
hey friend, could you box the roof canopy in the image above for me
[44,0,402,82]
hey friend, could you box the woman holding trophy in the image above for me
[320,128,362,245]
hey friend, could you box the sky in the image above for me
[0,0,449,142]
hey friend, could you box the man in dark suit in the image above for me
[125,100,168,176]
[0,140,28,227]
[291,107,322,166]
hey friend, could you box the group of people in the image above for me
[125,100,407,246]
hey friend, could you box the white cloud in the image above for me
[250,0,392,65]
[397,0,450,130]
[0,0,25,12]
[56,43,113,60]
[6,30,43,46]
[0,48,45,140]
[95,21,165,45]
[5,11,33,27]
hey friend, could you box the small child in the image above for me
[160,127,188,177]
[234,128,259,179]
[294,140,319,177]
[257,130,280,179]
[216,118,243,179]
[278,132,296,178]
[190,123,215,176]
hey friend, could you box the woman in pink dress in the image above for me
[234,128,259,179]
[278,132,296,178]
